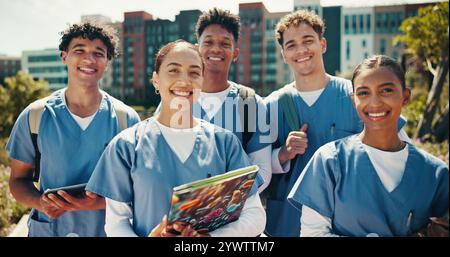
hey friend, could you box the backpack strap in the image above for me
[279,84,300,132]
[238,85,256,149]
[28,95,129,185]
[28,97,50,183]
[110,97,128,133]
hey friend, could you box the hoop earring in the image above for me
[155,88,160,95]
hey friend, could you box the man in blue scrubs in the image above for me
[194,8,272,192]
[6,22,140,237]
[264,10,408,236]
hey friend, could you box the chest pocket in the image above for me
[330,122,361,141]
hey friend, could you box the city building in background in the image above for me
[0,55,21,85]
[21,49,67,90]
[14,0,440,105]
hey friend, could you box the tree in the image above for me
[395,2,449,141]
[0,71,50,139]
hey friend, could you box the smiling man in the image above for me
[6,22,140,237]
[263,10,409,237]
[193,8,272,193]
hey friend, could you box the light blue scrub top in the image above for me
[6,89,140,237]
[86,118,261,237]
[193,81,270,154]
[264,76,407,236]
[288,135,449,237]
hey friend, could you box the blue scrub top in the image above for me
[288,135,449,237]
[6,89,140,237]
[86,118,261,237]
[264,76,406,236]
[192,81,270,154]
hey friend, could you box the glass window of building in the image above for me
[346,40,351,61]
[359,14,364,34]
[380,38,386,54]
[366,14,371,33]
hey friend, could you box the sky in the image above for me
[0,0,440,57]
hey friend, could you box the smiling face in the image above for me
[61,37,109,88]
[198,24,238,75]
[281,23,326,77]
[152,44,203,110]
[352,67,410,132]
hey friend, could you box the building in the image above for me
[21,49,67,90]
[340,1,438,74]
[175,10,202,43]
[123,11,153,102]
[341,6,375,73]
[294,0,322,16]
[237,3,292,96]
[144,18,177,105]
[0,56,21,84]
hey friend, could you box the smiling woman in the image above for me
[85,39,266,238]
[152,40,204,129]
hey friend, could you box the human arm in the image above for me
[248,145,272,193]
[104,198,138,237]
[9,159,65,219]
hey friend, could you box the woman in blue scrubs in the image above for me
[288,55,448,236]
[86,40,266,237]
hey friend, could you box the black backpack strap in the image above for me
[238,85,256,149]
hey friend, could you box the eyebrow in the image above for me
[378,82,397,87]
[355,82,398,90]
[204,35,232,41]
[72,44,106,53]
[167,62,202,69]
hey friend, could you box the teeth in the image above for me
[208,57,222,61]
[79,67,95,73]
[296,57,310,62]
[172,91,191,97]
[368,112,386,117]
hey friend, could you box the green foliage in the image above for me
[415,139,449,166]
[394,2,449,69]
[0,165,30,237]
[0,71,51,139]
[132,105,156,121]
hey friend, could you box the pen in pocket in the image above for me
[330,123,335,137]
[406,211,413,232]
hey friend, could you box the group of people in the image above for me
[6,8,448,237]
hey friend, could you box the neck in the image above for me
[359,129,405,152]
[202,70,229,93]
[157,105,195,129]
[294,71,330,92]
[65,84,102,117]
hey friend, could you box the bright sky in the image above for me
[0,0,440,56]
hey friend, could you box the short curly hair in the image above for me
[275,10,325,47]
[195,8,240,42]
[58,22,119,60]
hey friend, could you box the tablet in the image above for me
[44,183,87,198]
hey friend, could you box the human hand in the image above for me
[148,216,210,237]
[45,191,105,212]
[39,194,66,219]
[279,124,308,164]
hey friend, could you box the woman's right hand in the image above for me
[148,215,209,237]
